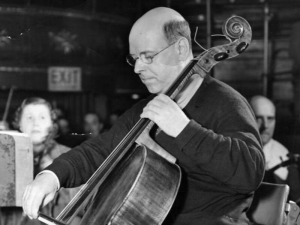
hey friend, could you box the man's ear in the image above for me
[176,37,190,60]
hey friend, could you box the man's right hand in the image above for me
[22,172,58,219]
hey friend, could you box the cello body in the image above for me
[79,145,181,225]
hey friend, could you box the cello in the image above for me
[39,15,252,225]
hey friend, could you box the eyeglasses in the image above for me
[126,41,176,67]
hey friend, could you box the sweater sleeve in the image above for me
[174,97,265,193]
[45,99,147,189]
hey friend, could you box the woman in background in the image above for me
[15,97,69,176]
[0,97,81,225]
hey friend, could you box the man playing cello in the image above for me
[22,7,264,225]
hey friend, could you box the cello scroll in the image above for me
[195,15,252,73]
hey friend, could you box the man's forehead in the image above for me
[251,97,275,112]
[129,29,166,53]
[254,106,275,117]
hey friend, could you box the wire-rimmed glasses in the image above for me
[126,41,176,67]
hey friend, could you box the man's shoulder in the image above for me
[201,75,249,111]
[204,75,245,100]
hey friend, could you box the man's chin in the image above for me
[261,136,272,146]
[145,86,159,94]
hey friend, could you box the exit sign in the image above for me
[48,67,82,91]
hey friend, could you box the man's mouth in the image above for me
[261,131,270,136]
[141,76,155,83]
[32,130,40,134]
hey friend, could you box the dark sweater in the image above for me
[47,75,265,224]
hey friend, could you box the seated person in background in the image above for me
[83,112,104,139]
[0,97,81,225]
[57,117,71,137]
[249,95,300,203]
[14,97,70,176]
[23,7,264,225]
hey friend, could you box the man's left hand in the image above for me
[140,94,190,137]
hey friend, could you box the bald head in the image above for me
[129,7,191,54]
[250,95,276,115]
[249,95,276,145]
[131,7,185,35]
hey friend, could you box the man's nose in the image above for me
[134,58,145,74]
[260,117,270,129]
[258,120,265,133]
